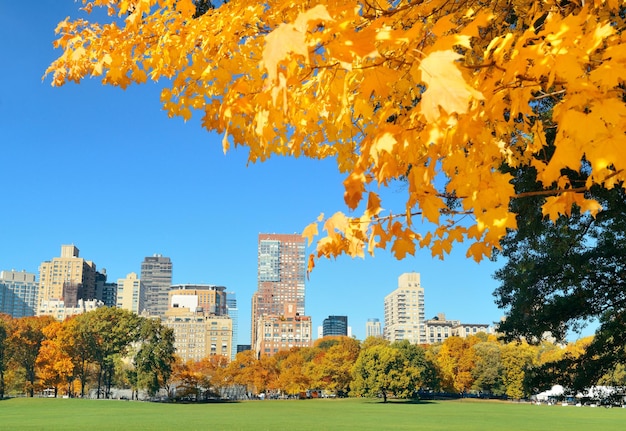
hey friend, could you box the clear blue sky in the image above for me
[0,0,506,344]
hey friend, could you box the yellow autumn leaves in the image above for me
[46,0,626,271]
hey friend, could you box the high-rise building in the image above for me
[322,315,348,337]
[226,291,238,361]
[251,233,310,356]
[384,272,426,344]
[366,318,382,338]
[38,245,98,310]
[0,270,38,318]
[116,272,145,314]
[140,254,172,318]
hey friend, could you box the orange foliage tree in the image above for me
[47,0,626,267]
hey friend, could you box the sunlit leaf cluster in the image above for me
[47,0,626,269]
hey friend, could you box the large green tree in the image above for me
[76,307,141,398]
[351,341,427,402]
[494,161,626,391]
[134,318,176,397]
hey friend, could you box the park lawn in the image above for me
[1,397,625,431]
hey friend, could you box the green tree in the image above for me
[351,342,424,403]
[471,342,504,396]
[494,161,626,390]
[76,307,141,398]
[134,318,176,397]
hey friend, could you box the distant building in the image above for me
[164,308,233,362]
[116,272,145,314]
[169,284,227,315]
[251,233,310,357]
[322,315,348,337]
[38,245,99,311]
[384,272,426,344]
[255,303,312,357]
[37,298,103,321]
[226,291,238,361]
[140,254,172,318]
[366,318,382,338]
[95,269,117,307]
[164,287,232,362]
[0,270,38,318]
[237,345,251,354]
[424,313,493,344]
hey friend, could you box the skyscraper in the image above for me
[226,291,238,361]
[251,233,308,355]
[384,272,426,344]
[322,315,348,337]
[140,254,172,318]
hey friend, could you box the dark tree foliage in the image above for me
[493,160,626,390]
[193,0,214,18]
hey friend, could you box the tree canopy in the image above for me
[46,0,626,269]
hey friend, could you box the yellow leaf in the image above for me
[302,221,319,247]
[419,50,484,122]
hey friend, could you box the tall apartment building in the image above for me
[38,245,98,311]
[251,233,310,356]
[140,254,172,318]
[322,315,348,337]
[384,272,426,344]
[226,291,238,361]
[116,272,145,314]
[0,270,38,318]
[366,318,382,338]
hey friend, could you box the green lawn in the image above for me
[1,397,625,431]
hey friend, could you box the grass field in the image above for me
[1,397,625,431]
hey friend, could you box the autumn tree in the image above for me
[500,342,536,400]
[306,337,360,396]
[36,321,75,397]
[436,336,478,393]
[275,348,311,396]
[351,342,425,402]
[6,316,55,397]
[46,0,626,269]
[0,315,9,399]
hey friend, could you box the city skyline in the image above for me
[2,1,513,345]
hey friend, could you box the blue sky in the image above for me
[0,0,507,344]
